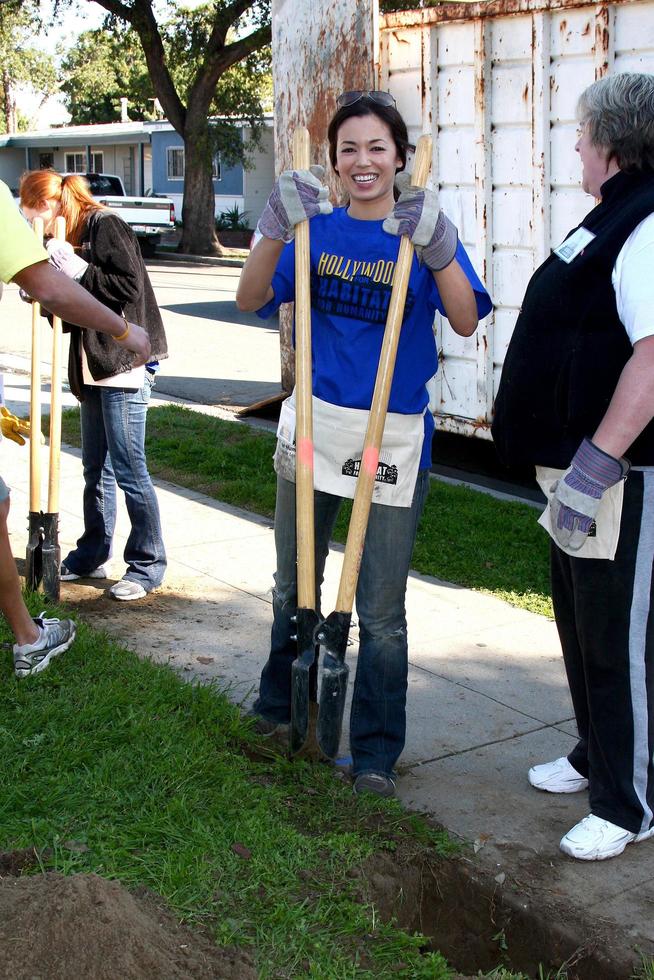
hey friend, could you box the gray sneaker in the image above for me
[244,709,289,739]
[353,772,396,799]
[13,613,76,678]
[60,563,109,582]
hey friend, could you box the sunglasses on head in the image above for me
[336,90,396,109]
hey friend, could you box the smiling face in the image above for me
[334,114,402,220]
[575,123,620,198]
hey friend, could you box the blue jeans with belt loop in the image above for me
[62,373,166,591]
[254,468,430,777]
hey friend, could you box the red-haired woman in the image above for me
[20,171,168,600]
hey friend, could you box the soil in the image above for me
[0,855,255,980]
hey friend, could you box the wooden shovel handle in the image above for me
[29,217,44,513]
[293,127,316,612]
[47,215,66,513]
[335,135,433,613]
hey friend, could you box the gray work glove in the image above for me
[45,239,89,281]
[551,437,629,551]
[256,166,332,243]
[383,173,458,271]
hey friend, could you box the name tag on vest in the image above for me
[274,391,423,508]
[553,227,596,264]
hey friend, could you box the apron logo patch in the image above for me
[342,458,399,485]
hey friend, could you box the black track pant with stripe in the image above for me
[551,469,654,835]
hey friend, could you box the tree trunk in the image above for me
[179,125,223,255]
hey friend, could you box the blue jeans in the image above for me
[254,469,429,776]
[63,374,166,591]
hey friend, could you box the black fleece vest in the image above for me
[492,170,654,469]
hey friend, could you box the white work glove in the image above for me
[551,437,629,551]
[45,239,89,281]
[256,166,332,243]
[383,173,458,271]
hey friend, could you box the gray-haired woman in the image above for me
[492,72,654,861]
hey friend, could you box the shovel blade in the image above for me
[290,607,321,756]
[41,513,60,602]
[316,610,352,760]
[25,512,43,592]
[317,652,350,759]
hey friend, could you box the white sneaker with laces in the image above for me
[528,756,588,793]
[560,813,654,861]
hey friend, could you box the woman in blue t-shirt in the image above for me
[236,91,491,797]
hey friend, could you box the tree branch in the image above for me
[188,23,271,118]
[91,0,186,132]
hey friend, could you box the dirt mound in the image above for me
[0,870,256,980]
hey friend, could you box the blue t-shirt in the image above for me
[257,207,492,468]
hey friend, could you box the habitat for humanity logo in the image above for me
[342,457,398,485]
[311,251,415,326]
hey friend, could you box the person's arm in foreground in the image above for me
[13,261,151,365]
[591,335,654,457]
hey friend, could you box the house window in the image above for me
[212,154,221,180]
[64,152,103,173]
[167,147,184,180]
[65,153,86,173]
[39,153,54,170]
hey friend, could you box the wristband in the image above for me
[114,316,130,342]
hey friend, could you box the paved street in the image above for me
[0,259,283,413]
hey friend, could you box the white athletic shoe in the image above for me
[528,756,588,794]
[560,813,654,861]
[110,579,147,601]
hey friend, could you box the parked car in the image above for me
[71,173,176,255]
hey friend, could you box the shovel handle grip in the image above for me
[335,135,433,613]
[29,217,44,513]
[293,127,316,611]
[47,215,66,514]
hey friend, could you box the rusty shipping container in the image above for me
[380,0,654,439]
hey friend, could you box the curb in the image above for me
[151,249,246,268]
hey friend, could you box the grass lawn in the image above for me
[0,593,456,979]
[61,404,553,618]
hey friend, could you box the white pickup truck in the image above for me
[77,173,176,255]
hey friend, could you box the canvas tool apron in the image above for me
[274,391,424,508]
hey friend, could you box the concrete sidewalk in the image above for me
[2,374,653,975]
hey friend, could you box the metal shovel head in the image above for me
[316,610,351,760]
[25,511,43,591]
[40,512,60,602]
[290,606,321,756]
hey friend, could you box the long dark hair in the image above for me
[327,98,409,176]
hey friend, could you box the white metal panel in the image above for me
[549,8,596,55]
[493,188,532,246]
[437,67,476,126]
[491,66,533,125]
[438,128,476,183]
[490,15,534,59]
[437,22,476,65]
[614,2,654,48]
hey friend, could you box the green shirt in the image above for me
[0,180,47,284]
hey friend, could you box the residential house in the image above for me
[0,118,274,228]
